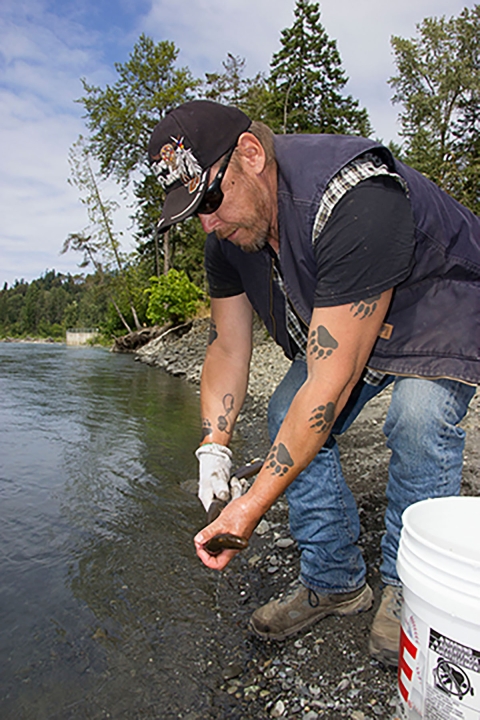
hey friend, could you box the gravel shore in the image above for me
[136,318,479,720]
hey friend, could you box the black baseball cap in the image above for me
[148,100,252,232]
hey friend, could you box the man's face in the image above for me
[197,152,273,253]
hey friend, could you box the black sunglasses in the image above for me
[196,145,236,215]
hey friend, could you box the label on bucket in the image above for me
[397,607,480,719]
[424,629,479,719]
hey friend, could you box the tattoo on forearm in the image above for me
[309,402,336,434]
[201,418,213,440]
[217,393,234,433]
[266,442,294,478]
[208,320,218,345]
[350,295,381,319]
[308,325,339,361]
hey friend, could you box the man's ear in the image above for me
[236,132,266,175]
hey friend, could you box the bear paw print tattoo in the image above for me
[201,418,213,441]
[308,326,338,361]
[266,442,294,478]
[350,295,381,319]
[208,320,218,345]
[309,402,335,433]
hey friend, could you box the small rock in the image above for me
[222,662,243,680]
[275,537,294,548]
[255,519,271,535]
[350,712,365,720]
[270,699,286,717]
[302,712,319,720]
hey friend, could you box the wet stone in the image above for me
[222,662,243,680]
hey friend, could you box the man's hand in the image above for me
[194,492,263,570]
[195,442,232,511]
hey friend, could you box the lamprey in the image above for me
[204,533,249,556]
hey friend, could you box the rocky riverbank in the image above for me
[135,318,479,720]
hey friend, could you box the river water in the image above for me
[0,343,242,719]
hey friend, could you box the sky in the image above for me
[0,0,476,287]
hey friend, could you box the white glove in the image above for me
[230,476,250,500]
[195,443,233,511]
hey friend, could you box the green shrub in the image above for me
[145,270,204,326]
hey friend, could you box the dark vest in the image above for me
[211,134,480,386]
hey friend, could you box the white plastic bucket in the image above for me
[394,496,480,720]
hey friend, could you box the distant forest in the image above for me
[0,270,131,340]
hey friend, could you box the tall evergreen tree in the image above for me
[390,5,480,214]
[268,0,371,135]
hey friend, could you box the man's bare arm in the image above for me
[194,290,393,569]
[199,293,253,447]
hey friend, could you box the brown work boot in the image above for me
[250,581,374,641]
[369,585,403,667]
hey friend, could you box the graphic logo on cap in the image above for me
[152,137,203,194]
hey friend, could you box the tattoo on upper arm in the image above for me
[266,442,294,477]
[201,418,213,440]
[350,295,381,319]
[309,402,336,434]
[208,320,218,345]
[308,325,339,361]
[217,393,234,433]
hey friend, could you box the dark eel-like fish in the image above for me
[204,533,249,556]
[203,459,263,557]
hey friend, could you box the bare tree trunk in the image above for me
[163,230,170,275]
[282,76,295,134]
[130,304,142,330]
[111,297,132,333]
[154,228,160,277]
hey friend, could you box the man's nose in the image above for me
[198,213,218,234]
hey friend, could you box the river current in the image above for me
[0,342,232,719]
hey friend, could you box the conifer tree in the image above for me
[268,0,371,135]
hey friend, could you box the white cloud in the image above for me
[144,0,477,142]
[0,0,133,286]
[0,0,476,286]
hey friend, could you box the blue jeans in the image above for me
[267,357,476,593]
